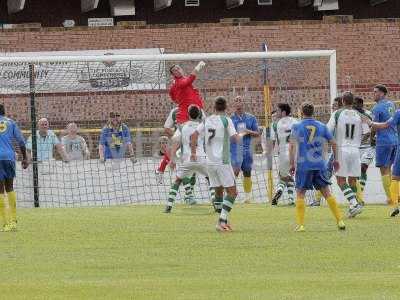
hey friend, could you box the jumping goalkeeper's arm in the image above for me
[191,61,206,76]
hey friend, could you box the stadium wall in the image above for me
[0,19,400,126]
[0,0,400,26]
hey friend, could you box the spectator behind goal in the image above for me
[26,118,69,162]
[61,123,90,161]
[99,112,136,163]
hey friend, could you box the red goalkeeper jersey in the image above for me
[169,74,204,124]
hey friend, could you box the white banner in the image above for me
[0,48,166,94]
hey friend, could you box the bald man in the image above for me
[26,118,69,162]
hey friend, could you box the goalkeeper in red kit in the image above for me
[169,61,206,124]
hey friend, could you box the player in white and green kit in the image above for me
[327,92,364,217]
[191,96,240,232]
[164,105,209,213]
[270,103,298,206]
[162,107,198,204]
[353,96,375,204]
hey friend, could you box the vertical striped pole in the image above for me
[262,43,274,203]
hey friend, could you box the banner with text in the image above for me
[0,48,166,94]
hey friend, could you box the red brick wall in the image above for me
[0,19,400,128]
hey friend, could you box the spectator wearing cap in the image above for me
[99,112,135,162]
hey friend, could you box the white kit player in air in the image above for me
[191,96,241,232]
[327,92,365,217]
[164,105,209,213]
[270,103,298,206]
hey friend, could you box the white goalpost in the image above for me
[0,49,385,208]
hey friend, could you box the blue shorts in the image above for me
[231,150,253,173]
[295,169,331,191]
[0,160,16,180]
[392,151,400,177]
[326,154,335,179]
[375,145,396,168]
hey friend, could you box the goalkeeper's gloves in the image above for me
[194,61,206,72]
[130,156,138,164]
[155,170,164,184]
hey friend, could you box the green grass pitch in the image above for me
[1,204,400,299]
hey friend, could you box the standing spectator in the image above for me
[26,118,69,162]
[61,123,90,161]
[99,112,135,162]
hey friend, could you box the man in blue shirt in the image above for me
[230,96,260,203]
[289,102,345,232]
[0,104,29,232]
[26,118,69,162]
[99,112,136,163]
[371,84,397,204]
[368,108,400,217]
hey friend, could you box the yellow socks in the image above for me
[7,191,17,223]
[326,195,342,223]
[296,196,305,226]
[390,180,399,208]
[382,175,392,204]
[0,194,7,225]
[315,190,322,202]
[243,176,252,194]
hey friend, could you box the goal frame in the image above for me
[0,49,337,207]
[0,49,337,105]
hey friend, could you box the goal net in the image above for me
[0,49,383,208]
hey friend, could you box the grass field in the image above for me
[1,204,400,299]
